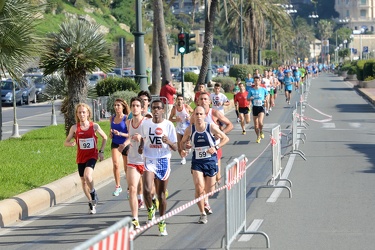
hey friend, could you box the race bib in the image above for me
[253,99,263,106]
[195,146,211,159]
[79,138,94,150]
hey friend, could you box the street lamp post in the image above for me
[309,12,319,62]
[239,0,244,64]
[133,0,148,91]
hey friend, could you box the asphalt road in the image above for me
[1,73,375,250]
[1,100,64,140]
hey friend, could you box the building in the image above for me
[334,0,375,32]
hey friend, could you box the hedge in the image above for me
[96,77,139,96]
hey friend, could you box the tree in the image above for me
[0,0,43,140]
[152,0,171,91]
[197,0,219,85]
[40,19,114,135]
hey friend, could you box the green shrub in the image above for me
[96,77,139,96]
[106,90,138,115]
[228,64,249,80]
[347,66,357,75]
[364,76,375,81]
[341,63,351,71]
[212,77,235,92]
[184,72,199,84]
[355,59,375,81]
[363,61,375,80]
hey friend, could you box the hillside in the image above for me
[36,0,135,43]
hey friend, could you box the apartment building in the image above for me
[335,0,375,32]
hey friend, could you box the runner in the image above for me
[64,103,107,214]
[110,98,130,197]
[232,78,241,123]
[180,106,229,224]
[191,92,233,212]
[118,97,147,229]
[247,76,268,143]
[139,99,178,236]
[283,70,296,105]
[169,93,194,165]
[234,83,251,135]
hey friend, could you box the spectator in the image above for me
[160,80,176,119]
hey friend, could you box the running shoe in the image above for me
[256,137,261,143]
[260,131,265,139]
[242,130,246,135]
[204,202,213,215]
[132,218,140,229]
[181,157,186,165]
[266,112,269,116]
[113,186,122,196]
[88,202,96,214]
[138,199,145,209]
[90,190,99,206]
[198,214,208,224]
[269,107,272,111]
[236,118,240,123]
[147,205,156,222]
[287,101,290,105]
[158,220,168,236]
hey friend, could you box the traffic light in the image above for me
[186,33,196,54]
[178,33,186,54]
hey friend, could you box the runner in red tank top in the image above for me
[64,103,107,214]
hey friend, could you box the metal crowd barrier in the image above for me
[256,125,292,198]
[284,110,307,161]
[222,154,270,249]
[73,216,133,250]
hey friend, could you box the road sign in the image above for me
[363,46,368,53]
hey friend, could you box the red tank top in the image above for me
[75,122,98,163]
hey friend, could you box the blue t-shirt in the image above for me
[247,87,268,106]
[111,116,128,144]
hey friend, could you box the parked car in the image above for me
[24,73,45,101]
[184,66,200,75]
[1,79,26,106]
[170,67,181,80]
[88,72,106,86]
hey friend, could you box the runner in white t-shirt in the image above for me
[262,71,271,116]
[210,82,230,117]
[139,99,177,236]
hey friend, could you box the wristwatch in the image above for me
[215,145,220,150]
[99,150,104,153]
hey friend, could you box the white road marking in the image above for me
[322,123,335,129]
[238,219,264,242]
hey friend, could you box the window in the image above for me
[346,10,350,17]
[360,0,366,5]
[360,9,366,17]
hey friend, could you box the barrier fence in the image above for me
[256,125,292,198]
[284,109,307,161]
[222,154,270,249]
[73,216,133,250]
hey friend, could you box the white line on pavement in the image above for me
[238,219,264,241]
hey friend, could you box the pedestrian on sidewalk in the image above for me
[64,103,107,214]
[160,79,177,119]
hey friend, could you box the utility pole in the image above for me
[133,0,148,91]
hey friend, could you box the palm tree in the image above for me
[40,18,115,135]
[151,0,171,92]
[0,0,43,140]
[317,19,334,63]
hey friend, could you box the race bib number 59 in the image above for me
[195,146,211,159]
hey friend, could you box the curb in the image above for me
[356,88,375,105]
[0,158,114,228]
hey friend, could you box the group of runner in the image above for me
[63,63,314,236]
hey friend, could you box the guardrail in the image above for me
[222,154,270,249]
[73,217,133,250]
[256,125,292,198]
